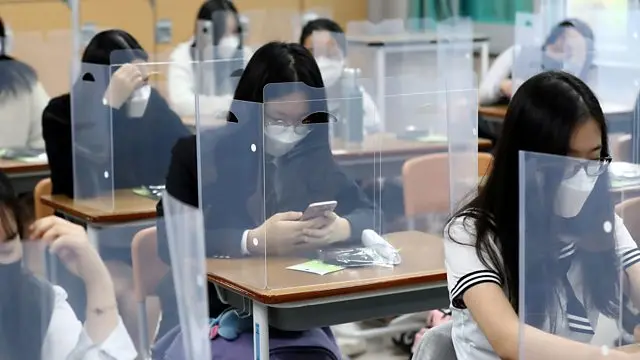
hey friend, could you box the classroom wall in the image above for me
[1,0,367,97]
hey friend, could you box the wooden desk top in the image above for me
[0,159,49,174]
[619,344,640,353]
[332,133,492,160]
[347,32,489,46]
[206,231,446,305]
[478,105,508,120]
[40,190,157,223]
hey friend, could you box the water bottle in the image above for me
[340,67,364,145]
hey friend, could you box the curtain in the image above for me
[410,0,534,24]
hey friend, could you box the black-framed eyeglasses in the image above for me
[563,156,612,179]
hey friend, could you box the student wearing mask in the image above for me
[168,0,252,117]
[0,171,136,359]
[41,29,190,349]
[300,18,380,134]
[444,71,640,360]
[0,17,49,149]
[154,41,378,345]
[478,18,594,106]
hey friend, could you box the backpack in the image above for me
[152,308,342,360]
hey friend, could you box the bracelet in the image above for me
[92,303,118,316]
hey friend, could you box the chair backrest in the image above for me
[33,178,53,220]
[402,153,494,217]
[411,321,456,360]
[616,197,640,247]
[131,227,169,302]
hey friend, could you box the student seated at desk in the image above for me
[300,18,380,134]
[478,18,594,106]
[41,29,190,348]
[155,41,377,342]
[0,17,49,149]
[0,171,136,359]
[168,0,252,117]
[444,71,640,360]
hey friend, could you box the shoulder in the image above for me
[169,41,194,63]
[445,215,479,246]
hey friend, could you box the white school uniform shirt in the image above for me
[167,40,253,118]
[478,46,515,106]
[444,214,640,360]
[42,285,137,359]
[0,81,49,149]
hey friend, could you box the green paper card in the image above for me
[287,260,344,275]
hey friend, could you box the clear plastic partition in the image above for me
[71,60,115,209]
[161,191,210,360]
[436,17,476,91]
[196,98,267,290]
[518,151,635,356]
[513,12,597,94]
[10,223,140,359]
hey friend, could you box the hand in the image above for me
[248,212,306,255]
[499,79,513,98]
[301,212,351,246]
[29,217,110,285]
[103,63,147,109]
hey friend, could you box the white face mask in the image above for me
[127,85,151,118]
[316,56,344,87]
[553,167,598,218]
[264,125,309,157]
[218,36,240,59]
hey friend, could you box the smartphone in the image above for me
[301,201,337,221]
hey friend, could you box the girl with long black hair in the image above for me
[445,71,640,359]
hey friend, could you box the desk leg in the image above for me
[375,47,386,132]
[253,302,269,360]
[480,41,489,81]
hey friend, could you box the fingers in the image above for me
[301,226,331,242]
[29,216,62,240]
[29,216,84,242]
[275,211,303,221]
[299,212,337,229]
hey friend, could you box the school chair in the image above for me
[410,321,456,360]
[131,227,168,358]
[402,153,493,230]
[610,133,632,163]
[616,196,640,246]
[33,178,53,220]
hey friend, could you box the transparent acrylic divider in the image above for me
[447,88,479,214]
[17,225,139,359]
[512,12,545,94]
[162,191,210,360]
[71,61,115,210]
[384,76,447,234]
[519,151,632,357]
[436,17,476,92]
[196,98,268,291]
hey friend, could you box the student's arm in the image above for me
[446,218,632,360]
[614,216,640,308]
[167,45,233,117]
[478,46,515,106]
[27,82,49,149]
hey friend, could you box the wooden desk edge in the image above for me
[40,195,157,223]
[207,270,447,305]
[0,162,49,174]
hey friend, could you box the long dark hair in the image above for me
[0,171,54,360]
[0,17,38,97]
[299,18,347,55]
[449,71,619,328]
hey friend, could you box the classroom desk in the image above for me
[0,160,50,194]
[40,190,157,248]
[207,231,448,359]
[621,344,640,353]
[333,134,492,179]
[347,32,490,131]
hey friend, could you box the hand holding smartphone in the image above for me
[301,201,337,221]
